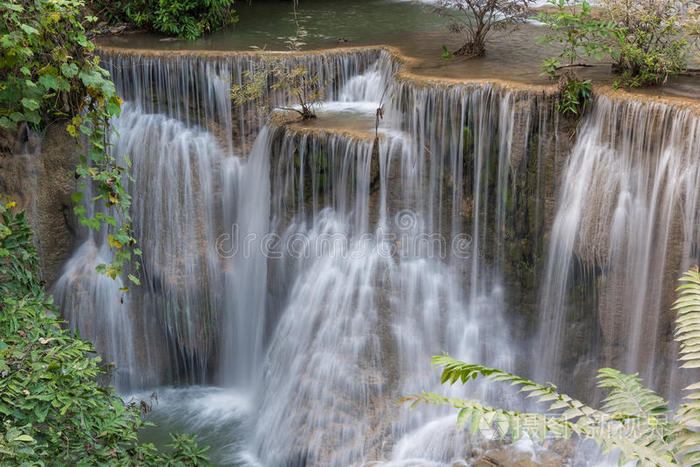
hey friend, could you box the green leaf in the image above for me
[38,74,58,90]
[19,24,39,35]
[60,62,79,78]
[20,98,40,111]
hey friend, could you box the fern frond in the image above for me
[407,266,700,466]
[431,355,604,422]
[413,355,674,466]
[596,368,680,464]
[401,392,576,442]
[673,267,700,370]
[597,368,669,419]
[671,267,700,463]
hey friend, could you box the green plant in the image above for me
[0,201,211,465]
[166,433,212,465]
[1,0,140,288]
[92,0,238,40]
[537,0,614,79]
[601,0,690,87]
[440,44,455,60]
[404,267,700,465]
[558,75,592,116]
[431,0,532,57]
[231,13,324,120]
[231,55,324,120]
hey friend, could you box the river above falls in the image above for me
[96,0,700,99]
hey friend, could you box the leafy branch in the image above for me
[404,267,700,465]
[1,0,140,288]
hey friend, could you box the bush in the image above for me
[557,73,592,116]
[600,0,691,87]
[430,0,533,57]
[537,0,612,117]
[1,0,139,284]
[537,0,613,75]
[0,201,211,465]
[231,23,324,121]
[92,0,238,40]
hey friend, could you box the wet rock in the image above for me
[0,122,79,285]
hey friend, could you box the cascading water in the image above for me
[51,41,698,466]
[54,49,391,392]
[220,127,272,388]
[54,239,138,389]
[534,97,700,397]
[249,74,558,464]
[54,104,228,389]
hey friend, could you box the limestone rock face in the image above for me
[0,123,79,285]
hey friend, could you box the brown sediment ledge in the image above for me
[268,110,378,141]
[284,123,379,143]
[95,43,700,113]
[595,86,700,115]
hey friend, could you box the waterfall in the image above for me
[51,42,699,465]
[102,48,392,156]
[535,96,700,396]
[220,127,272,388]
[248,79,557,464]
[53,239,138,389]
[53,49,395,392]
[54,103,228,389]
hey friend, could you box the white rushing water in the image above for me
[52,46,699,465]
[534,97,700,396]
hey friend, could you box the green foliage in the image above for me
[431,0,533,57]
[537,0,614,78]
[671,267,700,458]
[92,0,238,40]
[0,0,139,287]
[0,201,211,466]
[231,55,324,120]
[231,19,324,121]
[165,433,212,465]
[601,0,689,87]
[1,0,100,130]
[558,75,592,116]
[440,45,454,60]
[405,267,700,465]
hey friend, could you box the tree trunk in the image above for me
[453,38,486,57]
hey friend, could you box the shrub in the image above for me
[0,201,211,465]
[600,0,691,87]
[231,21,324,120]
[0,0,139,285]
[537,0,614,76]
[430,0,533,57]
[537,0,612,117]
[404,267,700,465]
[92,0,238,40]
[557,73,592,116]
